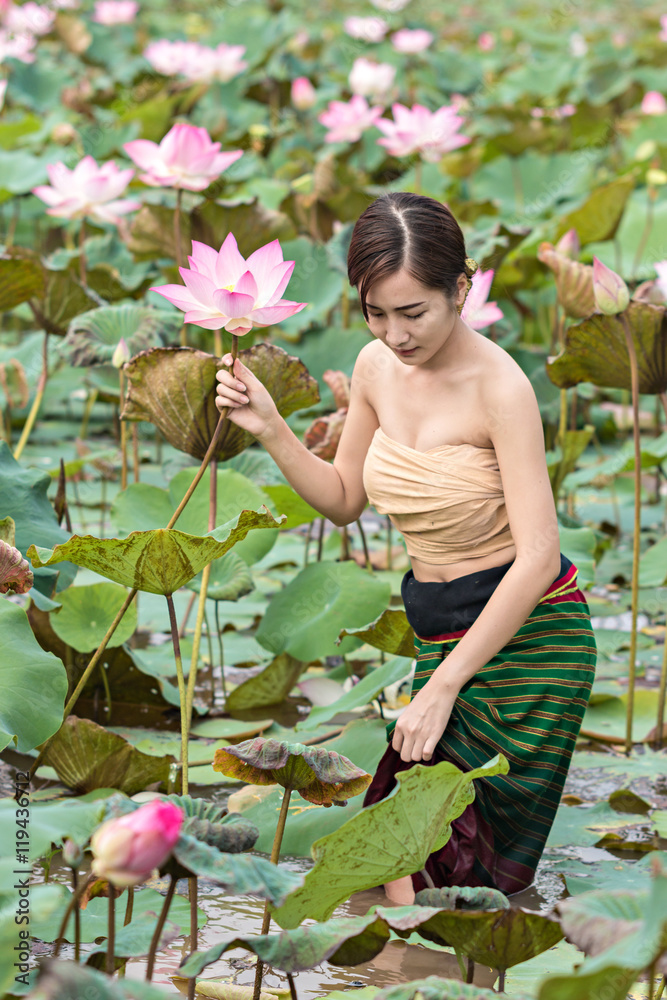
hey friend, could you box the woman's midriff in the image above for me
[410,542,517,584]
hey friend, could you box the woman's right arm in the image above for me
[214,344,380,526]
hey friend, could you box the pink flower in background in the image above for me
[477,31,495,51]
[370,0,410,10]
[641,90,667,115]
[592,257,629,315]
[143,39,246,83]
[660,15,667,42]
[0,28,36,62]
[0,80,7,109]
[654,261,667,299]
[555,103,576,118]
[124,123,242,191]
[291,76,316,110]
[391,28,432,53]
[461,269,503,330]
[144,38,188,75]
[319,95,383,143]
[349,57,395,101]
[555,228,580,259]
[3,2,54,34]
[343,16,387,43]
[32,156,140,223]
[376,102,470,162]
[91,800,183,887]
[151,233,307,334]
[92,0,138,24]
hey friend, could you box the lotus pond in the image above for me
[1,0,667,997]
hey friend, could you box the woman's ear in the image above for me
[456,272,468,309]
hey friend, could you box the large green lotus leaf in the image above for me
[61,303,181,367]
[296,656,413,730]
[557,525,597,589]
[122,343,319,462]
[547,301,667,393]
[537,965,637,1000]
[639,534,667,586]
[554,175,635,245]
[417,906,563,972]
[42,716,177,794]
[0,600,67,753]
[547,426,594,499]
[0,247,44,310]
[49,582,138,651]
[354,977,531,1000]
[40,265,101,334]
[271,755,509,928]
[213,737,372,804]
[580,689,662,743]
[261,484,320,530]
[337,609,415,657]
[171,833,302,906]
[187,551,254,602]
[180,906,444,979]
[546,799,650,850]
[26,960,169,1000]
[225,653,305,711]
[28,507,282,595]
[109,482,174,535]
[0,441,75,595]
[256,561,391,661]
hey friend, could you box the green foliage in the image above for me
[49,582,138,651]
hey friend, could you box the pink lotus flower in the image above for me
[391,28,433,53]
[349,57,395,101]
[0,28,36,62]
[660,15,667,42]
[376,102,470,162]
[318,95,384,144]
[641,91,667,115]
[461,269,503,330]
[3,2,54,34]
[655,261,667,299]
[32,156,140,224]
[151,233,307,335]
[92,0,138,24]
[0,79,6,109]
[143,39,246,83]
[592,257,629,315]
[291,76,316,110]
[90,800,183,887]
[343,16,387,43]
[555,228,580,259]
[477,31,495,51]
[124,123,242,192]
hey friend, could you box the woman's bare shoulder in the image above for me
[351,339,392,401]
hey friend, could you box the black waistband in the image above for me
[401,553,573,638]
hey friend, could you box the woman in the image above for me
[214,192,597,902]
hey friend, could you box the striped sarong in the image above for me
[364,555,597,894]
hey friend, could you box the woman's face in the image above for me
[363,267,467,367]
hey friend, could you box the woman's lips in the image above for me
[396,347,416,356]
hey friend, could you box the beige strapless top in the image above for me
[362,427,515,565]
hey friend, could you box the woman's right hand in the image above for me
[215,355,278,439]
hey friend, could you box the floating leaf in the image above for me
[0,600,67,752]
[42,716,176,794]
[415,886,510,912]
[213,737,372,805]
[296,656,413,731]
[362,977,531,1000]
[28,508,282,595]
[122,343,319,463]
[187,551,254,602]
[547,301,667,393]
[537,965,637,1000]
[337,607,415,658]
[225,653,305,711]
[190,717,274,740]
[49,582,137,651]
[272,755,509,928]
[61,304,181,367]
[26,957,174,999]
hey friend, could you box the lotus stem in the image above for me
[420,868,435,889]
[203,607,215,705]
[79,387,98,440]
[179,592,197,638]
[303,520,313,567]
[649,962,657,1000]
[497,970,506,992]
[119,369,128,490]
[53,873,94,958]
[655,627,667,750]
[253,787,292,1000]
[166,336,238,530]
[145,875,177,981]
[466,958,475,984]
[79,218,87,285]
[107,890,115,976]
[71,869,81,962]
[99,661,113,723]
[655,975,665,1000]
[124,886,134,926]
[166,593,188,794]
[631,189,655,280]
[454,950,467,981]
[356,518,373,572]
[558,389,568,449]
[132,424,140,482]
[386,516,393,571]
[30,588,138,779]
[287,973,298,1000]
[340,524,350,561]
[316,517,325,561]
[13,330,48,461]
[660,393,667,425]
[214,329,223,357]
[214,601,227,699]
[620,313,641,756]
[187,876,198,1000]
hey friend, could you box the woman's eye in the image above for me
[406,312,425,319]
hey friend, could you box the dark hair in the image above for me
[347,192,473,319]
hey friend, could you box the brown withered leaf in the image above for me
[303,409,347,461]
[538,242,596,318]
[122,343,319,462]
[0,536,34,594]
[322,369,351,409]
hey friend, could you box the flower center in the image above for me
[222,282,235,292]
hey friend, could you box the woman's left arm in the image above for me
[392,371,562,762]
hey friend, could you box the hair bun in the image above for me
[464,256,478,277]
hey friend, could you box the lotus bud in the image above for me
[51,122,78,146]
[592,257,630,315]
[112,337,130,368]
[90,799,184,887]
[62,838,83,869]
[291,77,316,111]
[554,228,580,260]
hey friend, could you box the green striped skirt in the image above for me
[364,554,597,894]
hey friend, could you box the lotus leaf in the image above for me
[372,978,533,1000]
[337,608,416,658]
[121,342,318,462]
[537,242,595,318]
[40,265,101,334]
[42,716,176,794]
[415,886,510,912]
[0,600,67,753]
[225,653,305,711]
[546,426,594,499]
[272,755,509,928]
[261,484,320,530]
[213,737,372,804]
[547,300,667,393]
[49,582,137,651]
[554,175,635,245]
[187,552,253,602]
[536,965,637,1000]
[27,956,180,999]
[28,507,282,595]
[61,303,181,367]
[295,655,413,731]
[0,248,44,311]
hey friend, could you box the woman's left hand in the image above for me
[391,680,458,762]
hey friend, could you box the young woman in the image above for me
[214,192,597,902]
